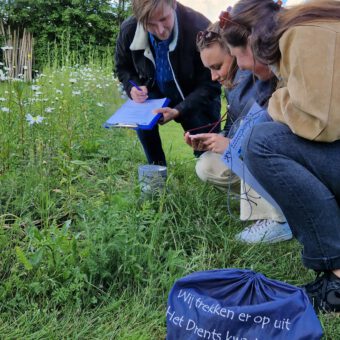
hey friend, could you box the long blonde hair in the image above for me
[196,22,238,88]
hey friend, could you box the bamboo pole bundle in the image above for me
[0,21,33,81]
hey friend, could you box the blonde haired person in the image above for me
[115,0,221,166]
[185,22,292,243]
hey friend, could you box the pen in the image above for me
[128,80,143,92]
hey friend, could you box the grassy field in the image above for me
[0,64,339,339]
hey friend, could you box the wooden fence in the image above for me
[0,21,33,81]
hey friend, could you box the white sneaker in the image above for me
[235,219,293,244]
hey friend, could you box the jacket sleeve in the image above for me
[115,19,139,98]
[172,6,221,118]
[268,25,336,140]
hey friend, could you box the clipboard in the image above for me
[104,97,170,130]
[222,101,282,212]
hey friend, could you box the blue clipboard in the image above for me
[104,97,170,130]
[222,101,282,211]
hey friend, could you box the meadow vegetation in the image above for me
[0,56,339,339]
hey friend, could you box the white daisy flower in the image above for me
[26,114,45,125]
[45,107,55,113]
[31,85,41,91]
[1,46,13,51]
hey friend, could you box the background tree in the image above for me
[0,0,131,70]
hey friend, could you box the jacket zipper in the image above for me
[167,52,185,100]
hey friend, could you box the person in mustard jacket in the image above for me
[222,0,340,313]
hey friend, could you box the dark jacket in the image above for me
[223,70,277,137]
[115,3,221,131]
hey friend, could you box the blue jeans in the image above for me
[243,122,340,271]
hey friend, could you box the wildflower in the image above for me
[96,102,104,107]
[0,97,6,101]
[1,46,13,51]
[1,107,10,112]
[69,78,77,84]
[45,107,55,113]
[56,89,63,94]
[26,114,45,125]
[72,90,81,96]
[31,85,41,91]
[0,74,6,81]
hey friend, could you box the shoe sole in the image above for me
[236,233,293,244]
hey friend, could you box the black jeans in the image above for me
[136,107,221,166]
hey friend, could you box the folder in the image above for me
[222,101,282,212]
[104,97,170,130]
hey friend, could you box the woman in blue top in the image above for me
[184,22,292,243]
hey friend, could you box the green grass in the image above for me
[159,121,193,161]
[0,64,339,339]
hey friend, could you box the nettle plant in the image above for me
[0,58,129,307]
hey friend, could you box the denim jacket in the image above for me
[223,70,277,137]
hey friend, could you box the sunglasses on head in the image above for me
[196,30,220,45]
[219,7,245,30]
[219,10,234,29]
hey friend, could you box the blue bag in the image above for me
[166,269,323,340]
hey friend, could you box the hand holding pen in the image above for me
[129,80,148,103]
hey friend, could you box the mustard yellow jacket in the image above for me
[268,20,340,142]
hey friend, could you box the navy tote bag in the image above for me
[166,269,323,340]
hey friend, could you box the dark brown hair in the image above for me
[223,0,340,64]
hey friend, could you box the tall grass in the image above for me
[0,50,339,338]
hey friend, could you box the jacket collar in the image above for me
[129,13,178,52]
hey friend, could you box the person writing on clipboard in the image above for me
[115,0,221,166]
